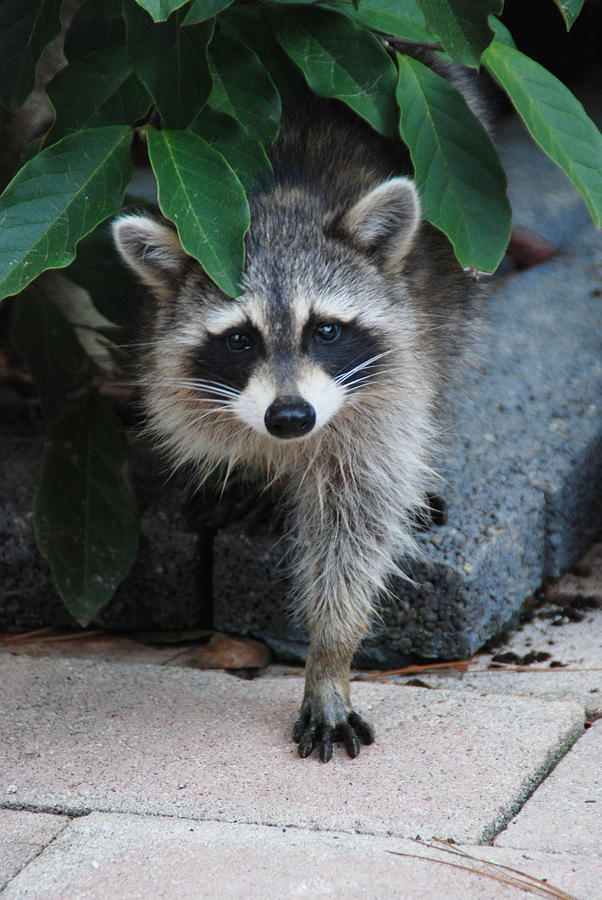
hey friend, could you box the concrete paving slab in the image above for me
[0,809,69,890]
[363,601,602,718]
[3,812,599,900]
[0,655,584,844]
[495,721,602,856]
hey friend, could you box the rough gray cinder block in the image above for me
[214,218,602,663]
[0,435,212,631]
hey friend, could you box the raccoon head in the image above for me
[112,177,421,456]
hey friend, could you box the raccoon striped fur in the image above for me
[113,82,483,762]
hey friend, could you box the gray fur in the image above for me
[113,82,482,762]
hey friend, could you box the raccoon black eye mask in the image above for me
[113,86,480,762]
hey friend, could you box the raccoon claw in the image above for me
[292,709,374,762]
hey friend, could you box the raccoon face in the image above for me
[113,177,420,446]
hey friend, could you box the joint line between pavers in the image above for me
[480,715,585,844]
[0,812,72,894]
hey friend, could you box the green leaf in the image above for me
[208,31,281,148]
[483,41,602,229]
[34,391,138,623]
[0,126,133,300]
[268,5,398,140]
[190,106,273,191]
[415,0,502,67]
[183,0,234,25]
[396,53,511,272]
[46,45,151,144]
[148,128,250,296]
[125,2,214,128]
[339,0,432,43]
[488,15,516,48]
[0,0,62,109]
[220,6,307,107]
[11,284,93,427]
[64,0,125,61]
[133,0,190,21]
[66,224,141,331]
[550,0,585,29]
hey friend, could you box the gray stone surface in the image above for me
[215,221,602,661]
[4,812,601,900]
[0,809,69,891]
[495,721,602,856]
[0,436,212,630]
[0,655,584,844]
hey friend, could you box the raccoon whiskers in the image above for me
[159,377,241,402]
[334,349,394,388]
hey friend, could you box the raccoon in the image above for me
[113,84,482,762]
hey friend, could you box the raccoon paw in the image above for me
[292,708,375,763]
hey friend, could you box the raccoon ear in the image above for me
[112,214,190,295]
[340,177,421,269]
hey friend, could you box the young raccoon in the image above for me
[113,87,481,763]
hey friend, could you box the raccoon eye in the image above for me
[314,322,341,343]
[225,331,253,353]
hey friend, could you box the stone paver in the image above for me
[0,809,69,890]
[4,812,600,900]
[366,604,602,717]
[0,655,584,844]
[495,721,602,856]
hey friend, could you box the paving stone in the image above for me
[0,809,69,890]
[370,588,602,718]
[0,655,584,844]
[495,721,602,856]
[3,812,600,900]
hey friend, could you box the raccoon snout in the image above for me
[264,397,316,439]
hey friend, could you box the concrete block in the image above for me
[0,655,584,844]
[4,813,600,900]
[214,231,602,661]
[0,809,69,891]
[495,720,602,855]
[0,436,212,631]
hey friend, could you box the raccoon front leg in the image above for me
[293,633,375,763]
[290,489,391,762]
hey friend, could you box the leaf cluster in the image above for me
[0,0,599,621]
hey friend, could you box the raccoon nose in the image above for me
[264,397,316,439]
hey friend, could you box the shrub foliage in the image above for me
[0,0,599,620]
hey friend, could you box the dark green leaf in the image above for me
[483,41,602,228]
[46,45,151,144]
[125,2,214,128]
[488,15,516,48]
[339,0,432,43]
[66,224,141,331]
[148,128,250,296]
[220,6,307,107]
[0,0,62,109]
[0,126,133,300]
[183,0,234,25]
[208,31,281,148]
[10,283,93,427]
[190,106,272,191]
[550,0,585,29]
[396,53,511,271]
[415,0,502,67]
[64,0,125,61]
[133,0,189,21]
[268,5,398,140]
[34,391,138,623]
